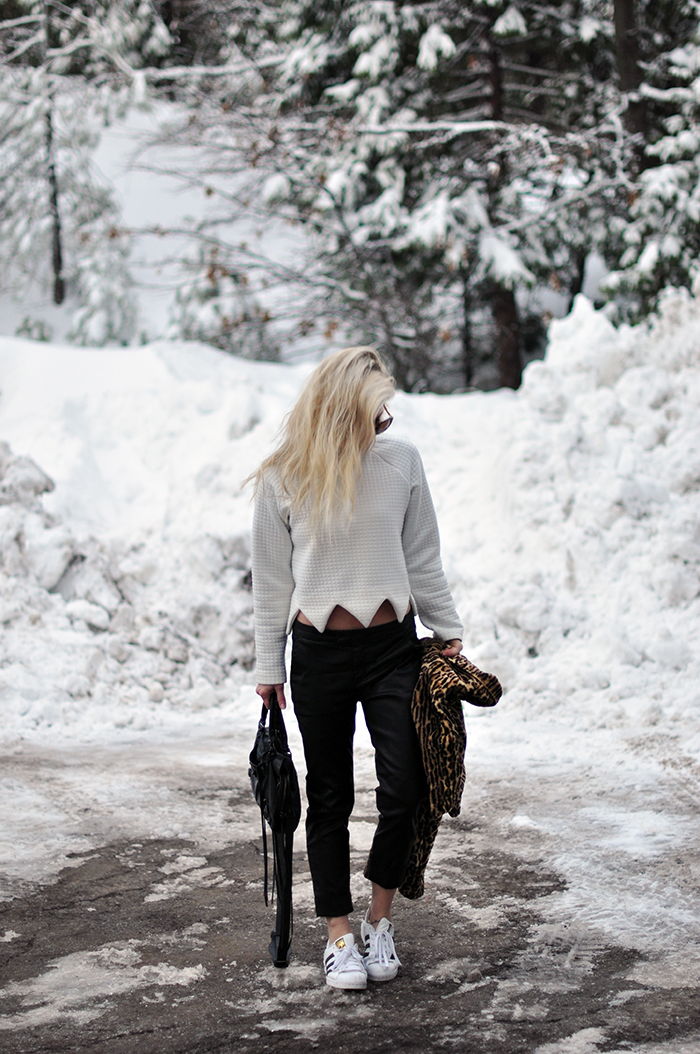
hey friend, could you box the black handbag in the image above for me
[248,691,302,967]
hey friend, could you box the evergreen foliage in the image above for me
[0,0,172,344]
[3,1,700,381]
[216,0,700,387]
[166,1,627,387]
[603,0,700,317]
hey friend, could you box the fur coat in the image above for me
[398,640,502,899]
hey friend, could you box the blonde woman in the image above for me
[249,346,463,990]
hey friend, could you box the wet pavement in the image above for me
[1,733,699,1053]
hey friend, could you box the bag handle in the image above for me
[260,690,290,748]
[258,688,283,724]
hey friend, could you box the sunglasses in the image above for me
[375,405,393,435]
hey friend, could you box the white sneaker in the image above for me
[361,912,401,982]
[323,933,368,990]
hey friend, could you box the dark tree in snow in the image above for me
[4,0,700,371]
[168,0,632,389]
[603,0,700,317]
[613,0,647,142]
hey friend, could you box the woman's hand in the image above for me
[441,639,463,658]
[256,683,287,709]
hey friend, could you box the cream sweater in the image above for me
[251,435,463,684]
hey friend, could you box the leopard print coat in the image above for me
[398,640,502,900]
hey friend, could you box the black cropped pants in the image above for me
[290,613,425,918]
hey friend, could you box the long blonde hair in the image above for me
[247,346,395,527]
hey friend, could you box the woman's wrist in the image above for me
[256,682,288,709]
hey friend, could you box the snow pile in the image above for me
[0,436,254,734]
[461,293,700,760]
[0,339,309,739]
[0,291,699,758]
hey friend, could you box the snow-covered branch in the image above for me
[0,30,44,67]
[0,14,42,31]
[354,120,507,136]
[639,83,692,105]
[126,56,284,82]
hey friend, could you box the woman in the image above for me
[249,346,462,990]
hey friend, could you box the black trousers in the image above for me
[290,613,425,918]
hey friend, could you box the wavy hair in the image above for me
[247,346,395,527]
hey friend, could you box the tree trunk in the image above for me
[486,30,521,391]
[461,277,473,388]
[44,2,65,305]
[487,34,503,121]
[492,285,521,390]
[45,102,65,305]
[568,247,587,312]
[613,0,647,140]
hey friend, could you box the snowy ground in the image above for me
[0,291,700,1050]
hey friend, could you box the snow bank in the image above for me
[0,292,699,758]
[460,293,700,761]
[0,338,309,739]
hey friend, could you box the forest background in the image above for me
[2,0,700,392]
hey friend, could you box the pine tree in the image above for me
[601,0,700,318]
[252,0,700,383]
[0,0,172,343]
[35,0,694,377]
[185,0,625,389]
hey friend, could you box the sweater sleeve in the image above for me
[251,476,294,684]
[402,451,464,642]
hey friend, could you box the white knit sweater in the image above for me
[251,435,463,684]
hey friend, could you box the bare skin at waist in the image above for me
[296,599,406,631]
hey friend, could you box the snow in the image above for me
[353,33,399,80]
[1,287,700,1002]
[2,289,700,755]
[479,228,535,287]
[0,941,207,1031]
[578,18,602,44]
[492,5,528,38]
[416,25,456,72]
[0,103,317,364]
[400,189,452,248]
